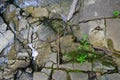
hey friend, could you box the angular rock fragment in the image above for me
[0,30,14,53]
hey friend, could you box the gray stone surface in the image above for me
[8,60,30,70]
[69,72,88,80]
[18,18,28,31]
[17,51,29,58]
[106,73,120,80]
[0,1,7,13]
[18,72,32,80]
[25,68,33,73]
[18,29,29,41]
[23,6,49,18]
[45,61,53,67]
[3,30,14,41]
[14,0,40,8]
[0,1,120,80]
[59,62,92,71]
[79,19,107,48]
[0,33,8,52]
[41,68,52,76]
[3,4,16,21]
[48,0,72,18]
[0,23,7,33]
[52,70,67,80]
[33,72,48,80]
[49,53,57,63]
[79,0,120,21]
[106,19,120,51]
[88,20,107,48]
[37,24,55,41]
[96,73,120,80]
[96,75,108,80]
[0,16,4,25]
[0,17,7,33]
[0,57,7,65]
[93,61,115,73]
[3,74,14,80]
[0,30,14,53]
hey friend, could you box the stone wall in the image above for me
[0,0,120,80]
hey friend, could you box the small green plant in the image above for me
[77,53,87,64]
[77,34,96,64]
[64,34,96,64]
[113,10,120,17]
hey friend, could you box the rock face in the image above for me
[0,0,120,80]
[69,72,88,80]
[88,20,107,48]
[3,4,16,22]
[33,72,48,80]
[79,0,120,21]
[58,35,79,54]
[79,19,107,48]
[0,30,14,53]
[0,17,7,33]
[106,19,120,51]
[14,0,40,8]
[23,6,49,18]
[37,24,55,41]
[52,70,67,80]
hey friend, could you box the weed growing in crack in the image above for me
[77,34,96,64]
[64,34,96,64]
[113,10,120,17]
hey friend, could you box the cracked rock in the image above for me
[0,30,14,53]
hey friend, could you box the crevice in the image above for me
[77,17,119,25]
[48,63,54,80]
[104,19,107,36]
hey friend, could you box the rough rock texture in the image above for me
[33,72,48,80]
[59,35,79,54]
[0,0,120,80]
[14,0,40,8]
[79,0,120,21]
[0,30,14,53]
[3,4,16,22]
[37,24,55,41]
[106,19,120,51]
[69,72,88,80]
[23,6,49,18]
[59,62,92,71]
[52,70,67,80]
[79,19,107,48]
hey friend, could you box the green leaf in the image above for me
[80,39,84,45]
[92,49,95,53]
[85,46,89,50]
[84,41,89,45]
[78,46,82,50]
[113,10,120,17]
[82,34,88,40]
[77,54,87,64]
